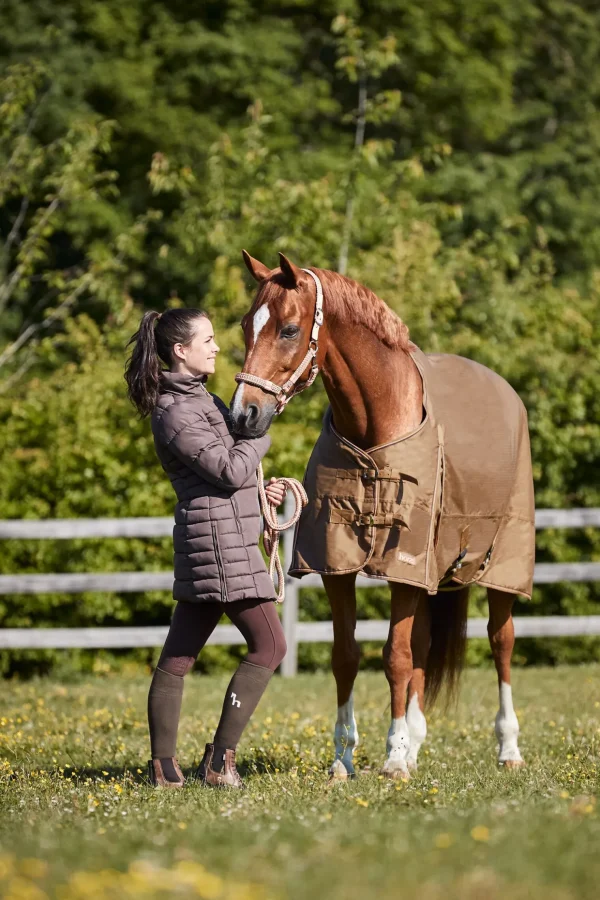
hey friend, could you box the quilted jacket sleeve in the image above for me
[164,411,271,490]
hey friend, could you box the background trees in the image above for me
[0,1,598,673]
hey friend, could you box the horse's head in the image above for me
[230,251,327,437]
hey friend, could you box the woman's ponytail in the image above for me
[124,311,163,417]
[125,307,209,417]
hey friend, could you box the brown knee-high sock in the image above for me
[148,666,184,758]
[212,661,273,767]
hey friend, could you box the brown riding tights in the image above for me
[158,598,287,676]
[148,599,286,766]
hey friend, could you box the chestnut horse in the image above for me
[230,251,525,779]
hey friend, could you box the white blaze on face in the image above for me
[495,681,523,763]
[252,304,271,351]
[230,382,245,422]
[231,305,271,421]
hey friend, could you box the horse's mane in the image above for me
[249,267,410,351]
[315,269,410,351]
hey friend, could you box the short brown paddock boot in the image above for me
[148,757,185,788]
[195,743,244,789]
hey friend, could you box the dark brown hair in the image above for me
[124,308,209,417]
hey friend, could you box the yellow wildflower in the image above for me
[0,854,15,879]
[19,859,48,879]
[434,833,454,849]
[471,825,490,842]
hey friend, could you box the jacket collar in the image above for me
[159,370,209,397]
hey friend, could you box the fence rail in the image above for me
[1,563,600,597]
[1,507,599,541]
[3,615,600,651]
[1,502,599,675]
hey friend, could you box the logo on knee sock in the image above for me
[230,692,241,708]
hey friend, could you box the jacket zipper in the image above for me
[231,495,242,534]
[211,522,228,602]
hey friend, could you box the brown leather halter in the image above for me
[234,268,324,415]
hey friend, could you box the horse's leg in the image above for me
[322,573,360,780]
[406,590,430,772]
[381,583,420,779]
[487,587,525,768]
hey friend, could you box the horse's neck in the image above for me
[321,322,422,450]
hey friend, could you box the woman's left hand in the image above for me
[264,477,287,507]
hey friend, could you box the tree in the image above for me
[0,62,160,386]
[1,4,599,673]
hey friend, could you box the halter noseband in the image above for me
[234,268,324,415]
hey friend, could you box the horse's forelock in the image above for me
[248,274,303,322]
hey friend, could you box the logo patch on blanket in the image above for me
[397,551,416,566]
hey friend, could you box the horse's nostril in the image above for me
[246,404,260,426]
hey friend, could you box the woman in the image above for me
[125,307,287,789]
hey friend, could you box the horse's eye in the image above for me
[280,325,300,339]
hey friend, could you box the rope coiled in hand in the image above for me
[257,461,308,603]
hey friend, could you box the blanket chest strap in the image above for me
[329,508,410,529]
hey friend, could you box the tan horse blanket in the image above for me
[289,346,535,597]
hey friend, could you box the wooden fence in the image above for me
[1,501,599,676]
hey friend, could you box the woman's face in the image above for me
[172,317,220,377]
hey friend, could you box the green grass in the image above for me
[1,665,599,899]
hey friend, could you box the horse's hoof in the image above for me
[328,759,353,782]
[328,770,348,783]
[500,758,526,770]
[380,765,410,781]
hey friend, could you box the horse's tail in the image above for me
[424,587,470,710]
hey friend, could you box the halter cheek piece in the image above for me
[234,269,324,415]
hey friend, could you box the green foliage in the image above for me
[0,5,599,674]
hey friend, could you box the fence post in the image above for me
[280,493,299,677]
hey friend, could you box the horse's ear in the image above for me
[242,250,271,282]
[278,252,303,287]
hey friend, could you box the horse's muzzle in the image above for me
[229,395,277,438]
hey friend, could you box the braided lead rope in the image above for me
[257,461,308,602]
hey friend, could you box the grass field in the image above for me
[1,664,599,899]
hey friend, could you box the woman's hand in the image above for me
[264,477,287,507]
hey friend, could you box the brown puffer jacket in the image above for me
[151,371,276,603]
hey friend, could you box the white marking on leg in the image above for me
[495,681,523,764]
[406,693,427,771]
[331,694,359,777]
[381,715,410,778]
[230,692,241,708]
